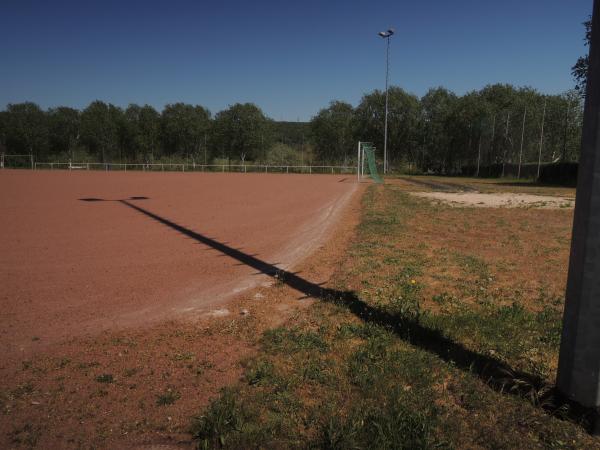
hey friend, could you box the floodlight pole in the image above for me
[384,36,390,174]
[379,28,394,174]
[556,0,600,429]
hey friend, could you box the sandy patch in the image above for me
[412,191,575,209]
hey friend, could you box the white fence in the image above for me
[28,161,357,175]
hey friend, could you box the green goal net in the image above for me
[358,143,383,184]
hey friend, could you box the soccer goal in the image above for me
[356,142,383,183]
[0,154,34,169]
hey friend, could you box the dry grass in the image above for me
[191,178,598,449]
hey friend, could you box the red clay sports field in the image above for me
[0,170,357,360]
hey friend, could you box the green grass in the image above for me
[190,184,595,449]
[261,328,329,354]
[95,373,114,384]
[156,389,181,406]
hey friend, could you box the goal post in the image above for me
[0,154,34,170]
[357,142,383,183]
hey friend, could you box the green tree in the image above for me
[161,103,211,161]
[264,142,303,165]
[4,102,48,160]
[211,103,271,163]
[0,111,8,155]
[477,84,518,166]
[310,101,355,164]
[123,104,161,162]
[354,87,421,168]
[80,101,121,163]
[47,107,80,160]
[420,87,458,172]
[447,91,490,171]
[572,16,592,93]
[543,90,583,163]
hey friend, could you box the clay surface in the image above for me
[0,171,356,360]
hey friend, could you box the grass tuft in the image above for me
[95,373,114,383]
[156,389,180,406]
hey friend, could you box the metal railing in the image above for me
[30,162,357,175]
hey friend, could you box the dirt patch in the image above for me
[400,176,477,192]
[412,191,575,209]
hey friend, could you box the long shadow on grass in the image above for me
[85,197,596,432]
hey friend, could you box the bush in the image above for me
[263,143,303,166]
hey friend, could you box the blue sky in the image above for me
[0,0,592,120]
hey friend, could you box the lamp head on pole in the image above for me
[378,28,395,38]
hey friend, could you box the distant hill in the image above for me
[271,121,311,146]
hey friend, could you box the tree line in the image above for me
[0,84,584,173]
[311,83,583,174]
[0,101,310,166]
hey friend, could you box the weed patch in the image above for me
[156,389,180,406]
[95,374,114,384]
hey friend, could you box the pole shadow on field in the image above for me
[79,196,596,431]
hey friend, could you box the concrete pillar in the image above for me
[556,0,600,413]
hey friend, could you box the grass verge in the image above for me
[191,183,596,449]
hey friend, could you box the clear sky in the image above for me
[0,0,593,121]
